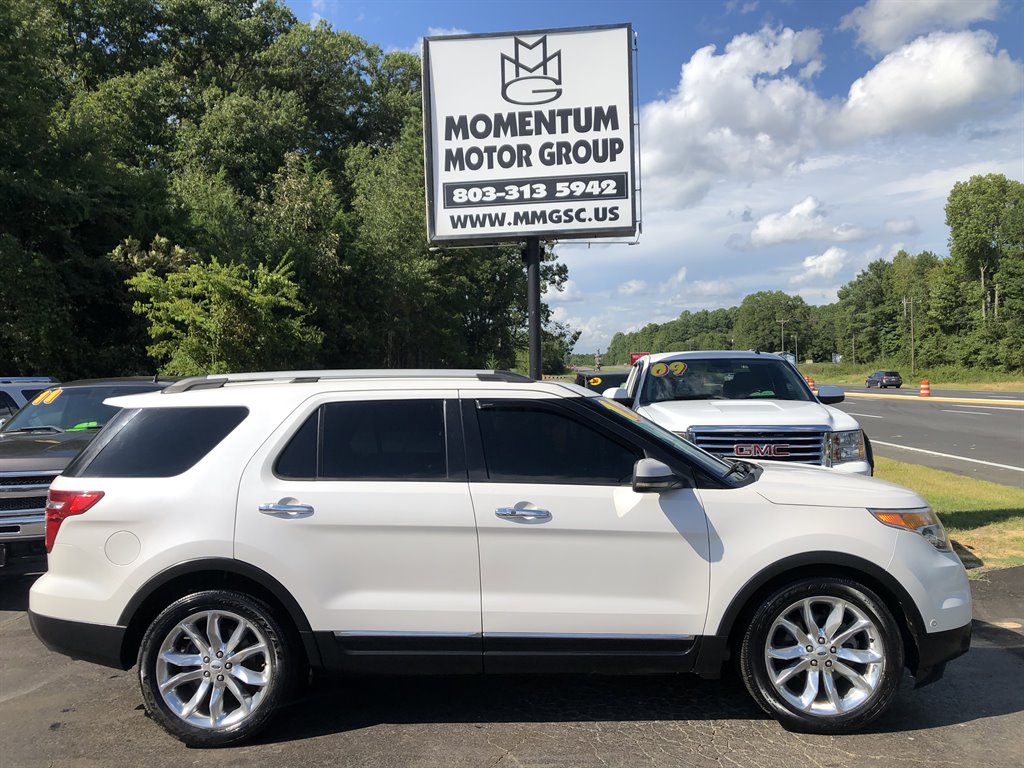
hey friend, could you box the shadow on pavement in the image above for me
[0,574,39,612]
[257,642,1024,746]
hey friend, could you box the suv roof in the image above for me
[162,369,533,394]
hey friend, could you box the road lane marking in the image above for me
[845,412,884,419]
[951,405,1024,412]
[872,441,1024,472]
[940,409,991,416]
[841,392,1024,406]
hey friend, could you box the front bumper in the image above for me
[29,610,130,669]
[912,621,972,687]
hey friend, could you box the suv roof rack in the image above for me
[162,369,533,393]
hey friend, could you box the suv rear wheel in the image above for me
[138,590,294,747]
[739,577,904,733]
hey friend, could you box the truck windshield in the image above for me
[639,358,813,405]
[0,385,160,434]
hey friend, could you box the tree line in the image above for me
[1,0,576,378]
[605,174,1023,373]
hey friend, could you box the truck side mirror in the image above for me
[817,385,845,405]
[603,387,632,405]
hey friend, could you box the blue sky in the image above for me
[290,0,1024,351]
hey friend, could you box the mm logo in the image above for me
[735,444,791,457]
[501,35,563,105]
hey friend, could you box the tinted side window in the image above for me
[274,412,319,480]
[476,403,640,485]
[321,400,447,481]
[0,392,16,420]
[68,407,248,478]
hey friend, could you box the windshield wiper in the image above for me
[2,425,65,434]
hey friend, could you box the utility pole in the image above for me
[792,333,798,363]
[910,296,915,376]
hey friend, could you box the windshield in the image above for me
[0,385,161,434]
[639,358,813,405]
[582,397,735,479]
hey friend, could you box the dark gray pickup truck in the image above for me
[0,378,170,573]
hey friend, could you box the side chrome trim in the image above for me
[333,630,481,638]
[484,632,694,640]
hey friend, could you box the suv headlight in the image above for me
[869,507,951,551]
[826,429,865,465]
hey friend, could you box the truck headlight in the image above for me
[869,507,951,552]
[827,429,865,465]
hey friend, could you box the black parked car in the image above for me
[574,370,629,393]
[0,377,172,573]
[865,370,903,388]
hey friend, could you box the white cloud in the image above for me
[663,267,688,290]
[840,0,999,56]
[690,279,734,297]
[830,31,1023,143]
[885,217,918,234]
[791,246,849,285]
[408,26,470,55]
[641,27,828,209]
[618,279,648,296]
[543,278,584,303]
[751,196,868,245]
[311,11,323,25]
[641,26,1021,212]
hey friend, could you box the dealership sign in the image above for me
[422,25,637,243]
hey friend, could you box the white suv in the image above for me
[29,370,971,747]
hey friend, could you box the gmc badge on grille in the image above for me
[735,444,791,457]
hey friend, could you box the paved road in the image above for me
[832,390,1024,486]
[2,575,1023,768]
[839,384,1024,400]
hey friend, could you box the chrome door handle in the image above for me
[258,503,314,518]
[495,507,551,521]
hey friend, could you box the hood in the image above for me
[0,431,95,473]
[750,461,926,508]
[637,398,858,431]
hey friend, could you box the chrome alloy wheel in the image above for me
[764,596,884,716]
[155,609,273,730]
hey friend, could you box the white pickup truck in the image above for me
[604,351,872,475]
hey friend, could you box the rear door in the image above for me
[235,391,481,668]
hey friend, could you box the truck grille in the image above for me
[0,471,59,519]
[686,427,827,465]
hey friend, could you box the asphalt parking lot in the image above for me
[3,572,1023,768]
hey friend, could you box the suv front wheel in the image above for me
[739,577,904,733]
[138,590,294,747]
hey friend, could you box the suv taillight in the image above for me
[45,490,105,552]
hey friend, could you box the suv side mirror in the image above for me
[633,458,683,493]
[603,387,632,404]
[817,385,845,405]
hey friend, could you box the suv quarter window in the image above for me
[469,399,642,486]
[275,399,450,481]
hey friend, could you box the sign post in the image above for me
[423,25,637,377]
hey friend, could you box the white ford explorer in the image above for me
[29,370,970,747]
[604,351,872,475]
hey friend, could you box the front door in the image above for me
[460,395,711,670]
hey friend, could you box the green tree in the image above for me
[129,256,323,375]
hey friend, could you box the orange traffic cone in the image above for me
[919,379,930,397]
[808,377,816,391]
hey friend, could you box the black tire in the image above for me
[739,577,904,734]
[138,590,295,748]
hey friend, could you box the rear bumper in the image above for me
[29,611,130,670]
